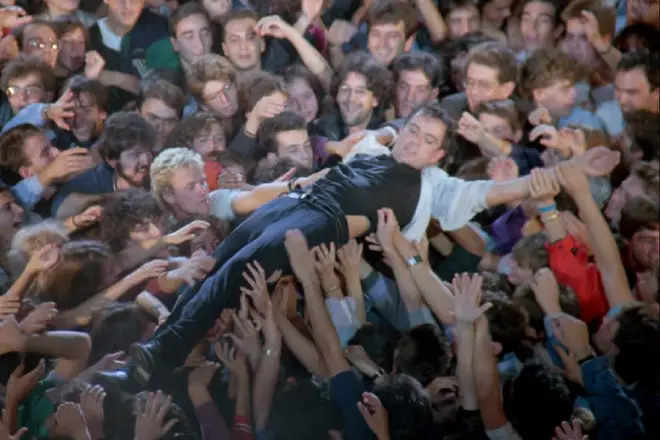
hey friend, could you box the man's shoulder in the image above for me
[439,93,468,119]
[63,162,114,192]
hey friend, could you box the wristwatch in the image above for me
[405,255,424,267]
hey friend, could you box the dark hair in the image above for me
[513,283,581,336]
[562,0,617,38]
[483,291,534,359]
[517,0,566,24]
[505,361,574,440]
[97,112,157,161]
[474,99,523,131]
[163,112,228,150]
[139,78,187,117]
[0,124,43,173]
[11,19,56,50]
[617,51,660,90]
[625,110,660,163]
[367,0,418,37]
[520,48,580,99]
[392,51,445,90]
[252,156,312,185]
[63,75,109,112]
[614,23,660,53]
[405,103,459,168]
[100,188,164,252]
[169,1,210,36]
[618,197,659,241]
[51,15,88,43]
[257,111,307,155]
[89,302,151,364]
[239,71,287,114]
[0,54,56,93]
[613,303,660,389]
[394,324,452,386]
[349,323,401,373]
[373,374,434,440]
[332,51,394,111]
[283,64,326,115]
[439,0,480,17]
[465,41,519,85]
[512,232,549,271]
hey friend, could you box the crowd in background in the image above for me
[0,0,658,439]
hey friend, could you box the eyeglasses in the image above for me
[27,38,59,51]
[463,78,498,91]
[205,83,236,102]
[6,84,44,98]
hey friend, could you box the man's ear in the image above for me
[491,341,503,356]
[651,88,659,113]
[18,166,31,180]
[162,188,175,206]
[171,37,179,53]
[372,96,379,109]
[431,148,446,164]
[430,87,439,102]
[500,81,516,99]
[404,34,415,52]
[221,42,228,56]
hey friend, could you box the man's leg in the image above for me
[133,196,350,388]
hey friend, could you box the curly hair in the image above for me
[512,232,549,271]
[0,124,43,175]
[257,111,307,155]
[97,112,157,161]
[100,189,164,252]
[393,324,452,387]
[185,54,237,102]
[150,147,204,207]
[163,111,228,150]
[0,54,56,93]
[519,48,581,99]
[332,51,394,111]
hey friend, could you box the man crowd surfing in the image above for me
[0,0,657,439]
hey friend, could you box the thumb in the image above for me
[13,427,28,439]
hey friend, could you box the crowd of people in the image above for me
[0,0,658,439]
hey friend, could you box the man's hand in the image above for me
[357,392,389,440]
[171,251,215,286]
[559,127,587,158]
[213,341,249,379]
[18,302,57,334]
[255,15,295,40]
[0,34,18,63]
[551,314,593,362]
[0,420,27,440]
[296,168,330,188]
[284,230,317,286]
[84,51,105,80]
[452,273,491,325]
[52,402,91,440]
[576,146,620,177]
[487,157,519,182]
[529,125,571,157]
[327,19,358,46]
[326,131,368,158]
[312,243,339,292]
[581,10,609,54]
[554,419,588,440]
[374,208,400,254]
[79,385,105,440]
[528,107,552,126]
[45,89,76,130]
[24,244,60,276]
[240,261,270,315]
[71,205,103,230]
[228,311,262,370]
[554,162,590,198]
[127,260,170,285]
[0,316,26,355]
[165,220,210,245]
[39,147,93,187]
[0,296,20,320]
[0,6,32,29]
[530,268,562,315]
[529,168,561,206]
[188,362,219,391]
[134,391,178,440]
[336,240,363,283]
[5,359,45,407]
[457,112,486,144]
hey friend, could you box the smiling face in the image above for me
[336,72,378,128]
[392,112,447,169]
[367,21,407,66]
[165,165,211,218]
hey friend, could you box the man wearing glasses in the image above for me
[0,54,56,119]
[12,19,60,68]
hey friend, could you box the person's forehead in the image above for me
[616,67,649,85]
[370,21,405,33]
[408,112,447,135]
[398,69,431,85]
[224,18,257,36]
[171,165,203,186]
[176,13,211,35]
[633,227,660,240]
[448,5,480,18]
[276,129,309,146]
[466,62,499,80]
[203,79,232,94]
[341,71,368,87]
[523,1,555,17]
[8,73,42,86]
[141,98,178,116]
[24,132,47,150]
[24,23,57,39]
[61,28,85,41]
[0,191,15,205]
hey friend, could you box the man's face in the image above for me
[72,92,105,142]
[202,79,239,118]
[395,69,437,119]
[115,146,152,187]
[0,191,25,243]
[630,227,660,270]
[22,24,60,68]
[562,18,599,67]
[464,63,511,111]
[58,28,86,73]
[367,21,406,66]
[21,133,60,177]
[533,79,577,119]
[128,221,163,244]
[275,129,313,170]
[167,165,210,217]
[140,98,180,149]
[6,73,47,114]
[105,0,145,29]
[173,13,213,66]
[286,77,318,123]
[222,18,262,71]
[478,113,517,142]
[392,112,447,169]
[202,0,232,23]
[520,1,559,51]
[193,122,226,161]
[446,6,481,40]
[507,259,534,285]
[605,175,647,224]
[482,0,513,28]
[615,68,657,115]
[336,72,377,128]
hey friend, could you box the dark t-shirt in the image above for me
[51,162,115,216]
[310,154,421,232]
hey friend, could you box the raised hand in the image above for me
[84,51,105,80]
[40,147,93,186]
[71,205,103,230]
[45,89,76,130]
[487,157,519,182]
[227,311,262,370]
[336,239,363,282]
[581,10,608,53]
[356,392,389,440]
[576,146,621,177]
[25,244,60,275]
[327,19,358,46]
[213,341,249,379]
[553,419,588,440]
[165,220,210,245]
[5,360,45,409]
[240,261,270,315]
[0,6,32,30]
[79,385,105,440]
[529,168,561,206]
[52,402,90,440]
[375,208,400,254]
[312,243,339,288]
[528,107,552,126]
[529,124,570,156]
[18,302,57,334]
[554,161,590,198]
[530,268,562,315]
[128,260,170,285]
[284,230,317,285]
[0,296,20,319]
[134,391,178,440]
[451,273,491,324]
[255,15,293,39]
[457,112,485,144]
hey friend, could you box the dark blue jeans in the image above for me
[152,194,349,368]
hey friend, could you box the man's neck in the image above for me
[238,63,262,76]
[346,114,373,134]
[114,173,133,191]
[106,15,133,37]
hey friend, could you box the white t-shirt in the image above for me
[209,189,241,221]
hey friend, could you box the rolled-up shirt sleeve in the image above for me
[209,189,241,221]
[12,176,45,210]
[428,169,493,231]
